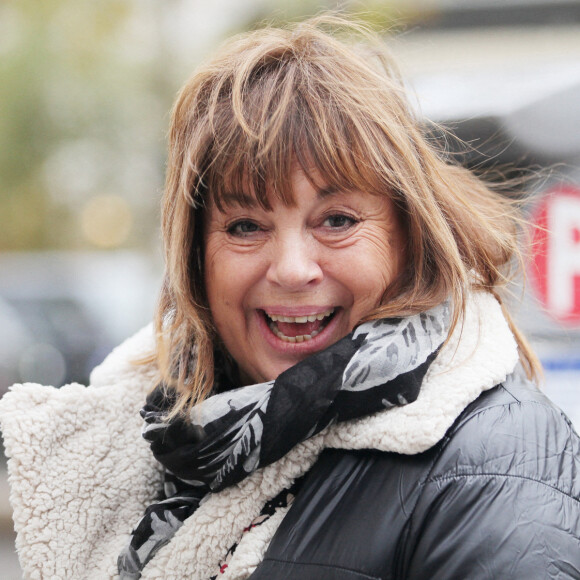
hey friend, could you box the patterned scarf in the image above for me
[118,301,450,578]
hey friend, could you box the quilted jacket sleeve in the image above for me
[399,381,580,579]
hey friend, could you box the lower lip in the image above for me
[256,309,343,355]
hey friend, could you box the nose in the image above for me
[266,233,323,290]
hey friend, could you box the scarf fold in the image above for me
[118,301,450,578]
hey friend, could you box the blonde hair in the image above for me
[155,15,540,415]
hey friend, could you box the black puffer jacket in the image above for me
[250,375,580,579]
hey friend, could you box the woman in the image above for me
[1,16,579,580]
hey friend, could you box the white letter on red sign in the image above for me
[548,196,580,316]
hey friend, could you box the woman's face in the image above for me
[204,168,405,385]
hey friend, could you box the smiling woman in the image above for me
[204,168,404,384]
[1,13,580,580]
[157,14,541,414]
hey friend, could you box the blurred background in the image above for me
[1,0,580,574]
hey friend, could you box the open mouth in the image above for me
[263,308,336,343]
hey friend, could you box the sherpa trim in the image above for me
[0,291,518,579]
[324,290,518,453]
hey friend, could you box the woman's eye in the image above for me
[227,220,261,237]
[322,214,358,229]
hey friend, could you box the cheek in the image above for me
[204,242,238,319]
[204,241,261,321]
[357,228,403,287]
[339,232,404,322]
[204,245,221,301]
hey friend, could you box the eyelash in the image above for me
[321,213,359,230]
[226,212,359,238]
[226,220,261,237]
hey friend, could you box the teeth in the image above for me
[267,308,334,323]
[265,308,335,343]
[269,322,320,343]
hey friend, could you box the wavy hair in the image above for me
[155,15,540,415]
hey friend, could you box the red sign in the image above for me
[530,184,580,323]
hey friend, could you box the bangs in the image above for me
[191,38,403,213]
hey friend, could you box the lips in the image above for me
[264,308,335,343]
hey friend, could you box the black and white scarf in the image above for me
[118,301,451,578]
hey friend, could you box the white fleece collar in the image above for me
[0,291,518,580]
[325,290,519,454]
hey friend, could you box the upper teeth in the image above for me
[267,308,334,323]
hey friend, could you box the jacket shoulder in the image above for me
[431,374,580,499]
[398,376,580,579]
